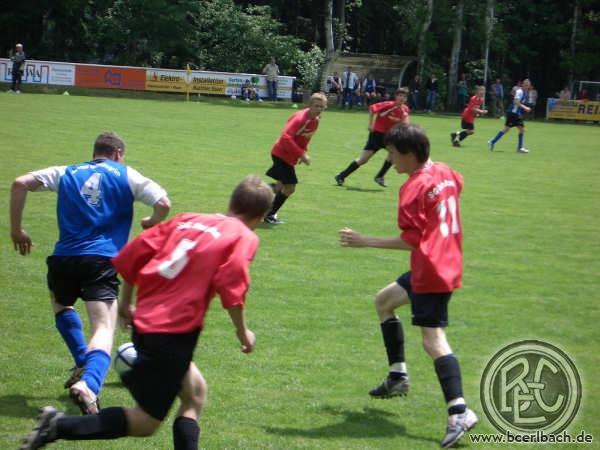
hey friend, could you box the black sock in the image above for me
[434,354,464,404]
[173,416,200,450]
[381,317,405,368]
[375,160,392,178]
[57,407,128,440]
[338,161,360,179]
[459,131,468,141]
[448,404,467,416]
[268,191,288,216]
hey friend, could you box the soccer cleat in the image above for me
[452,139,461,148]
[450,132,457,144]
[69,380,100,415]
[263,214,284,225]
[368,376,409,399]
[334,174,344,186]
[440,408,478,448]
[517,147,529,153]
[374,177,387,187]
[19,406,62,450]
[487,140,495,151]
[64,366,84,389]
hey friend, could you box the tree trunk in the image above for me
[336,0,346,52]
[325,0,334,56]
[568,0,580,86]
[416,0,434,81]
[482,0,494,90]
[446,0,464,110]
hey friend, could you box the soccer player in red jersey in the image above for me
[20,176,274,450]
[451,85,488,147]
[339,124,478,448]
[264,92,327,224]
[335,87,410,188]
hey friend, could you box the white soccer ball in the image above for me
[114,342,137,375]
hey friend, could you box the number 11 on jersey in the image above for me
[437,195,459,237]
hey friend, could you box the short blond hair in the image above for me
[309,92,328,105]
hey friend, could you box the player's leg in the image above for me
[373,155,392,187]
[456,121,473,146]
[516,124,528,153]
[335,146,376,186]
[369,275,411,398]
[173,363,207,450]
[489,114,512,150]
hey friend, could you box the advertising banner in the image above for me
[0,58,75,86]
[546,98,600,121]
[75,65,146,90]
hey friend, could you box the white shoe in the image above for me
[7,89,14,93]
[440,408,478,448]
[488,140,495,151]
[517,147,529,153]
[15,90,20,94]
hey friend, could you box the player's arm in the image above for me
[279,115,309,161]
[126,167,171,229]
[118,280,135,329]
[142,196,171,229]
[514,93,531,112]
[227,306,255,354]
[10,174,44,255]
[339,227,415,251]
[368,110,377,131]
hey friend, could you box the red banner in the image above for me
[75,65,146,90]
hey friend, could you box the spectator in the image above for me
[375,79,388,102]
[9,43,26,94]
[576,88,589,101]
[341,66,359,109]
[426,74,438,113]
[491,78,505,118]
[557,86,572,101]
[262,57,280,101]
[326,71,343,105]
[409,75,421,110]
[354,74,365,107]
[457,74,468,111]
[362,73,379,105]
[241,80,262,102]
[527,84,538,117]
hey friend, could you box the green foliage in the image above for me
[295,44,325,91]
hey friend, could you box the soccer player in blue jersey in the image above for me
[488,78,532,153]
[10,132,171,414]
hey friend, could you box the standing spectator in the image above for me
[19,176,274,450]
[10,132,171,415]
[491,78,504,117]
[326,72,343,105]
[527,84,538,117]
[488,78,532,153]
[409,75,421,110]
[334,88,410,188]
[456,74,468,111]
[426,74,438,113]
[339,123,478,449]
[262,57,280,101]
[341,66,359,109]
[9,43,26,93]
[450,85,488,147]
[354,74,365,107]
[264,93,327,224]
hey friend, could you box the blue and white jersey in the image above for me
[31,159,166,257]
[510,88,529,117]
[363,78,376,93]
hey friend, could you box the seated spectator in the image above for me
[362,73,380,105]
[576,88,589,101]
[326,72,343,105]
[375,79,388,102]
[557,86,571,100]
[241,80,262,102]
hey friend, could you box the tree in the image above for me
[416,0,434,81]
[447,0,464,110]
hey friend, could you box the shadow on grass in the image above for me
[263,405,439,444]
[0,393,81,419]
[340,186,384,193]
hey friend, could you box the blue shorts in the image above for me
[396,272,452,328]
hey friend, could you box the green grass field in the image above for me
[1,92,599,449]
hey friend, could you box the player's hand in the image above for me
[11,228,32,255]
[140,216,157,229]
[237,328,256,353]
[482,109,488,115]
[300,155,311,166]
[118,304,134,330]
[339,227,366,247]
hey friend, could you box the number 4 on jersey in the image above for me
[80,173,103,206]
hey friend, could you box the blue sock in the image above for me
[55,309,87,368]
[82,349,111,395]
[518,132,524,149]
[491,130,504,144]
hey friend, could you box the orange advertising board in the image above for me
[75,65,146,90]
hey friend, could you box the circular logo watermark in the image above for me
[480,340,581,435]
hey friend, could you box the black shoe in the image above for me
[450,132,457,144]
[452,140,461,148]
[369,376,409,398]
[334,174,344,186]
[20,406,62,450]
[373,177,386,187]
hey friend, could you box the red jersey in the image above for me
[397,161,463,293]
[271,108,320,166]
[370,101,410,133]
[461,95,483,123]
[112,212,259,334]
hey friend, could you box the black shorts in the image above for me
[396,272,452,328]
[122,328,200,421]
[364,131,386,152]
[266,155,298,185]
[505,112,524,128]
[461,120,474,131]
[47,255,119,306]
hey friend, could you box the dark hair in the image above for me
[384,124,430,163]
[94,132,125,157]
[229,175,274,221]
